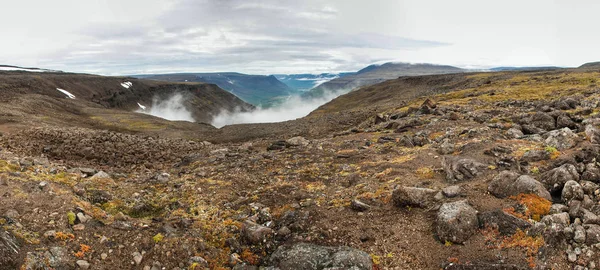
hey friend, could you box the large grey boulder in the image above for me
[436,200,479,244]
[488,171,551,200]
[478,210,531,235]
[392,186,438,208]
[267,243,372,270]
[442,156,487,182]
[544,127,578,150]
[562,180,585,202]
[540,164,580,192]
[22,246,73,270]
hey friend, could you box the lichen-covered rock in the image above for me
[436,200,478,244]
[242,220,273,244]
[488,171,551,200]
[392,186,438,208]
[585,125,600,144]
[562,180,585,202]
[544,127,578,150]
[540,164,580,192]
[0,229,20,269]
[267,243,372,270]
[442,156,487,182]
[478,210,531,235]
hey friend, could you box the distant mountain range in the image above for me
[274,73,354,92]
[489,66,562,71]
[135,73,293,107]
[304,62,465,98]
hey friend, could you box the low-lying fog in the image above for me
[139,90,348,128]
[211,90,346,128]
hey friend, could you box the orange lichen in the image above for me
[74,244,92,258]
[509,193,551,221]
[55,232,75,241]
[241,249,260,265]
[500,229,544,268]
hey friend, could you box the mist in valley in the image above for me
[138,93,195,122]
[210,89,349,128]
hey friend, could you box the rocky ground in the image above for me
[3,69,600,269]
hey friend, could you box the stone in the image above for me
[101,253,108,260]
[155,172,170,183]
[22,246,70,270]
[586,224,600,245]
[76,260,90,269]
[544,127,578,150]
[478,210,531,235]
[438,139,455,155]
[286,136,310,147]
[391,186,438,208]
[506,128,524,139]
[488,172,551,200]
[541,212,570,225]
[557,115,577,129]
[242,220,273,244]
[521,150,550,162]
[90,171,111,179]
[39,181,49,191]
[581,180,600,194]
[86,189,113,204]
[4,209,19,219]
[0,229,20,268]
[562,180,585,202]
[436,200,478,244]
[585,125,600,144]
[540,164,580,192]
[442,185,463,198]
[267,243,372,270]
[549,204,568,214]
[77,212,89,223]
[72,224,85,231]
[350,199,371,212]
[575,225,587,243]
[133,251,143,265]
[442,156,487,182]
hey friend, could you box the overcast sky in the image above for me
[1,0,598,75]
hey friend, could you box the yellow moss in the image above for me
[153,233,164,243]
[416,167,435,179]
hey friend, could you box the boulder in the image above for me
[488,171,551,200]
[530,112,556,131]
[90,171,111,180]
[541,212,570,225]
[562,180,585,202]
[436,200,478,244]
[242,220,273,244]
[544,128,578,150]
[521,150,550,162]
[586,224,600,245]
[22,246,72,270]
[506,128,524,139]
[478,210,531,235]
[582,163,600,182]
[0,230,20,268]
[442,156,487,182]
[268,243,372,270]
[540,164,580,192]
[286,136,310,147]
[442,185,463,198]
[556,115,577,129]
[350,200,371,212]
[585,125,600,144]
[438,139,455,155]
[392,186,438,208]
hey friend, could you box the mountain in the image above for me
[273,73,354,92]
[304,62,465,98]
[136,72,292,107]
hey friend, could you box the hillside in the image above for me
[137,73,292,107]
[3,66,600,269]
[0,71,253,135]
[305,62,465,98]
[579,61,600,69]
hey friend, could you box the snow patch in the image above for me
[137,102,146,110]
[121,81,133,88]
[56,88,75,99]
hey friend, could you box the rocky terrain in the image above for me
[3,66,600,269]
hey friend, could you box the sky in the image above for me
[0,0,599,75]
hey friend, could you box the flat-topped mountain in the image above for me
[305,62,465,98]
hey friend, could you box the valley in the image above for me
[1,63,600,269]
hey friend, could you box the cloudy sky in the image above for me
[1,0,598,75]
